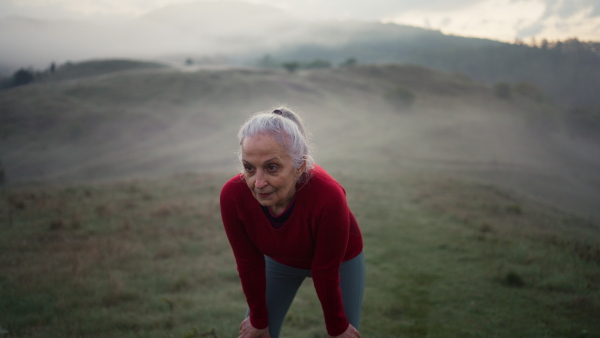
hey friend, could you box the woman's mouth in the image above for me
[257,192,272,199]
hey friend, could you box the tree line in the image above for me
[0,62,64,90]
[257,55,358,72]
[270,30,600,109]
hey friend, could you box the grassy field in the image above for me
[1,59,599,337]
[1,169,598,337]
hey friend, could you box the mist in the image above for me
[0,1,327,73]
[1,0,600,221]
[1,61,599,220]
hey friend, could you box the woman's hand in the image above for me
[329,324,360,338]
[238,317,271,338]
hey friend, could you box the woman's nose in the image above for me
[255,171,267,188]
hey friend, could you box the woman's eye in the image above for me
[267,165,278,171]
[244,165,254,172]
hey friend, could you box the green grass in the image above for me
[1,173,240,337]
[1,170,598,337]
[351,174,599,337]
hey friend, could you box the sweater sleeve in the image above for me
[311,185,351,336]
[220,181,269,330]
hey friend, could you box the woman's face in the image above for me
[241,133,303,215]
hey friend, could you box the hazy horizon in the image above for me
[1,0,599,43]
[2,0,600,76]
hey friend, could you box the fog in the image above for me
[1,1,599,220]
[0,1,326,73]
[1,63,599,219]
[3,0,600,74]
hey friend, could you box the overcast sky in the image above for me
[1,0,599,42]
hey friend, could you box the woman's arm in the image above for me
[239,317,271,338]
[220,182,269,330]
[311,186,353,336]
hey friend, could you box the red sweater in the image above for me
[220,165,363,336]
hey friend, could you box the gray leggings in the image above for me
[247,251,365,338]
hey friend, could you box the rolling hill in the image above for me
[1,60,599,219]
[1,58,600,338]
[42,59,169,82]
[2,0,600,108]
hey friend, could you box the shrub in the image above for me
[305,59,331,69]
[340,57,357,67]
[12,69,35,87]
[281,62,300,73]
[505,271,525,287]
[384,86,416,110]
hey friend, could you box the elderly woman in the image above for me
[220,108,365,338]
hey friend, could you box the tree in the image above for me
[340,57,357,67]
[529,37,538,48]
[282,62,300,73]
[384,86,416,110]
[12,69,34,86]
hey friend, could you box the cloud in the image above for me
[246,0,482,21]
[543,0,600,18]
[4,0,193,19]
[537,5,600,40]
[4,0,483,21]
[517,21,545,37]
[525,0,600,40]
[382,0,547,42]
[382,0,600,41]
[2,0,599,41]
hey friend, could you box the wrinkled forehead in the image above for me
[242,131,289,150]
[241,133,290,160]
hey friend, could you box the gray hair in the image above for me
[238,107,315,178]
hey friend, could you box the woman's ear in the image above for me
[296,156,307,178]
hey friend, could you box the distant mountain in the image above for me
[263,24,600,107]
[1,0,599,107]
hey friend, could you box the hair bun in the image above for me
[271,108,306,137]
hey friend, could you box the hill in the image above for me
[256,22,600,108]
[0,59,170,90]
[1,60,599,219]
[2,1,600,108]
[43,59,170,82]
[1,59,599,337]
[0,0,301,74]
